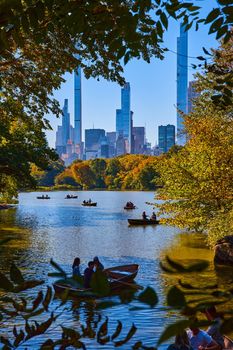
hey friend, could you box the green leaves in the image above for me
[167,286,186,308]
[138,286,158,307]
[157,320,191,345]
[10,263,24,284]
[0,273,14,291]
[161,256,209,274]
[90,270,110,296]
[205,8,220,24]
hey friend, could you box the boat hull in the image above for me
[128,219,159,225]
[53,264,139,298]
[37,197,50,199]
[124,206,136,210]
[224,335,233,350]
[82,203,97,206]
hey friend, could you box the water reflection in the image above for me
[0,191,217,349]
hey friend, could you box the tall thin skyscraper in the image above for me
[177,24,188,146]
[62,99,70,146]
[158,124,175,153]
[74,67,82,145]
[116,82,132,153]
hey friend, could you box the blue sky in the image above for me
[46,1,218,148]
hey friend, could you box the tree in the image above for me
[90,159,107,188]
[156,37,233,246]
[72,162,96,190]
[31,160,65,187]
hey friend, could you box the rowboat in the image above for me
[53,264,139,298]
[224,335,233,350]
[65,195,78,199]
[82,202,97,207]
[124,205,136,210]
[128,219,160,225]
[37,196,50,199]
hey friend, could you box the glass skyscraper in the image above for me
[62,99,70,146]
[116,82,132,153]
[74,67,82,145]
[177,24,188,146]
[158,124,175,153]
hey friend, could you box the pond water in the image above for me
[0,191,218,349]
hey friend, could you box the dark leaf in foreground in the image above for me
[157,320,191,345]
[167,286,186,308]
[0,273,14,291]
[114,324,137,347]
[10,263,24,284]
[138,287,158,307]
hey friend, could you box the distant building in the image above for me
[116,133,126,156]
[132,127,145,154]
[106,132,116,158]
[62,99,70,147]
[188,81,199,113]
[177,24,188,146]
[74,67,82,145]
[85,128,105,153]
[158,124,175,153]
[116,83,133,153]
[55,126,64,156]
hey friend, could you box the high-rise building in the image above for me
[116,133,126,156]
[62,99,70,146]
[177,24,188,146]
[188,80,199,113]
[132,127,145,154]
[85,129,105,152]
[116,82,132,153]
[74,67,82,145]
[106,132,116,158]
[158,124,175,153]
[55,126,64,156]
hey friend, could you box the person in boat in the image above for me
[93,256,104,271]
[45,194,49,198]
[203,307,224,349]
[72,257,81,277]
[88,199,92,203]
[84,261,95,288]
[83,200,86,204]
[167,331,193,350]
[142,211,149,220]
[151,212,157,220]
[187,324,219,350]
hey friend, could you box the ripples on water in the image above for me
[0,191,215,349]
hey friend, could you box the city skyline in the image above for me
[46,11,218,149]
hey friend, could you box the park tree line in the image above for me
[33,154,162,191]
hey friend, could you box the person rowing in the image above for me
[84,261,95,288]
[151,212,157,220]
[93,256,104,271]
[142,211,149,220]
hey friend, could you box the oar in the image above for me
[111,279,144,290]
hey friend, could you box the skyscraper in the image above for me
[62,99,70,146]
[132,127,145,154]
[116,82,132,153]
[158,124,175,153]
[85,129,105,152]
[74,67,82,145]
[177,24,188,145]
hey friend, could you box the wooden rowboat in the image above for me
[37,196,50,199]
[224,335,233,350]
[82,202,97,207]
[128,219,160,225]
[53,264,139,298]
[65,195,78,199]
[124,206,136,210]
